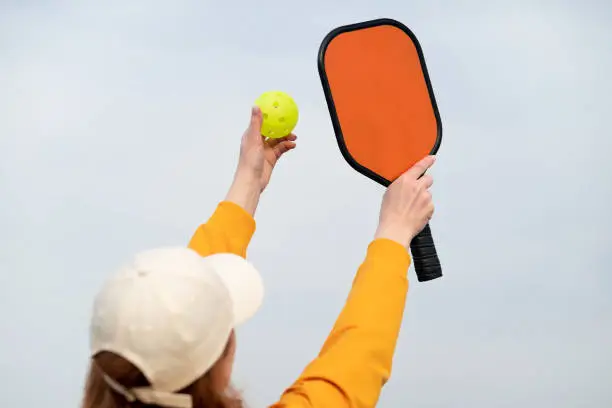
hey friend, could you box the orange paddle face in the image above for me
[318,19,442,186]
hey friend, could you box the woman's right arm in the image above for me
[271,156,436,408]
[272,238,411,408]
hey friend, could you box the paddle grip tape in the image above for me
[410,223,442,282]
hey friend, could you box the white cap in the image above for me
[89,247,264,408]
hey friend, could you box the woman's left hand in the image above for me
[225,106,297,215]
[236,106,297,192]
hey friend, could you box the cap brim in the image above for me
[202,253,264,326]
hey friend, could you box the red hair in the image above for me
[81,334,243,408]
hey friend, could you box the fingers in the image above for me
[420,187,435,221]
[272,140,297,158]
[417,174,434,190]
[266,134,298,159]
[404,155,436,180]
[266,133,297,147]
[419,190,433,205]
[424,200,435,221]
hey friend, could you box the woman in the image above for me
[82,107,436,408]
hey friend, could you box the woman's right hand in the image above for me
[374,155,436,248]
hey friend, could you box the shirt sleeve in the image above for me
[271,239,412,408]
[187,201,256,258]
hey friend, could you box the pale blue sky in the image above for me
[1,1,611,407]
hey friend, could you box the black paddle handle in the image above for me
[410,223,442,282]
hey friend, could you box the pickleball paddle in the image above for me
[318,18,443,282]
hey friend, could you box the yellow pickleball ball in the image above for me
[254,91,299,139]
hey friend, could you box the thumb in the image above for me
[248,106,263,135]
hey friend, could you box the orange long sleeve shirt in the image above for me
[188,201,411,408]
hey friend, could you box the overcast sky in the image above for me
[1,1,611,407]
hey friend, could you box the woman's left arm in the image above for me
[188,106,296,258]
[188,175,259,258]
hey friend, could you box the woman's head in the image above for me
[83,248,263,408]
